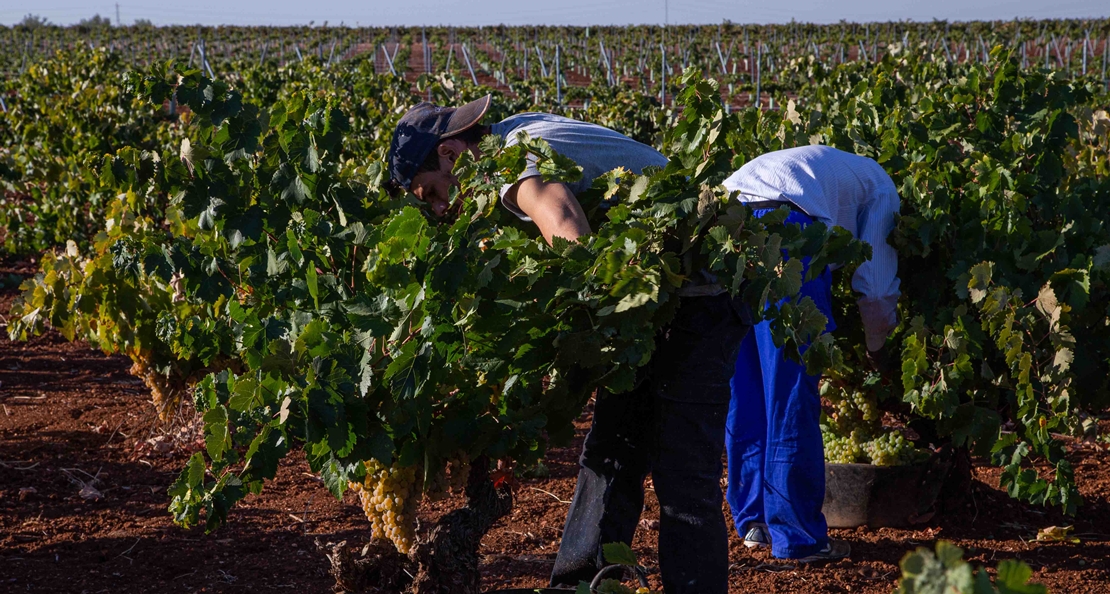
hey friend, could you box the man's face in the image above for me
[410,166,459,218]
[409,139,466,218]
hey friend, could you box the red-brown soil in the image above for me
[2,257,1108,593]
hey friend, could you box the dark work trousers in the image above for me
[550,292,751,594]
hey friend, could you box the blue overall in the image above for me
[725,207,835,559]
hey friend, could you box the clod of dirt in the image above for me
[141,435,175,456]
[316,538,414,593]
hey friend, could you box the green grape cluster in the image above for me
[822,380,880,434]
[821,419,863,464]
[850,391,878,423]
[423,455,472,502]
[821,380,930,466]
[862,430,928,466]
[349,460,421,554]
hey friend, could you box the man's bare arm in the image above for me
[507,176,592,244]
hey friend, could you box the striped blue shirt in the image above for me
[722,146,901,351]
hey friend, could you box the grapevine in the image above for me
[129,352,188,422]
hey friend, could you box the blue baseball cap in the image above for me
[386,94,492,193]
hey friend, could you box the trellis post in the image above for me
[660,41,666,104]
[1082,31,1089,75]
[1102,36,1108,90]
[199,39,214,78]
[535,45,548,77]
[599,39,614,86]
[461,43,478,85]
[381,44,397,76]
[555,44,562,105]
[754,42,761,109]
[422,27,430,74]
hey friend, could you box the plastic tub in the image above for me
[822,448,953,528]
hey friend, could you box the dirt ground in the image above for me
[2,257,1109,594]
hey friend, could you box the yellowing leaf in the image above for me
[1035,525,1079,543]
[1036,284,1062,330]
[968,262,993,304]
[179,137,207,176]
[614,290,653,313]
[1053,348,1073,372]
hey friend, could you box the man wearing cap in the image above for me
[722,145,901,564]
[386,96,751,594]
[389,95,661,243]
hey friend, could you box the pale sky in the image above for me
[1,0,1106,27]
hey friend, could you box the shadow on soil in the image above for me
[3,528,364,593]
